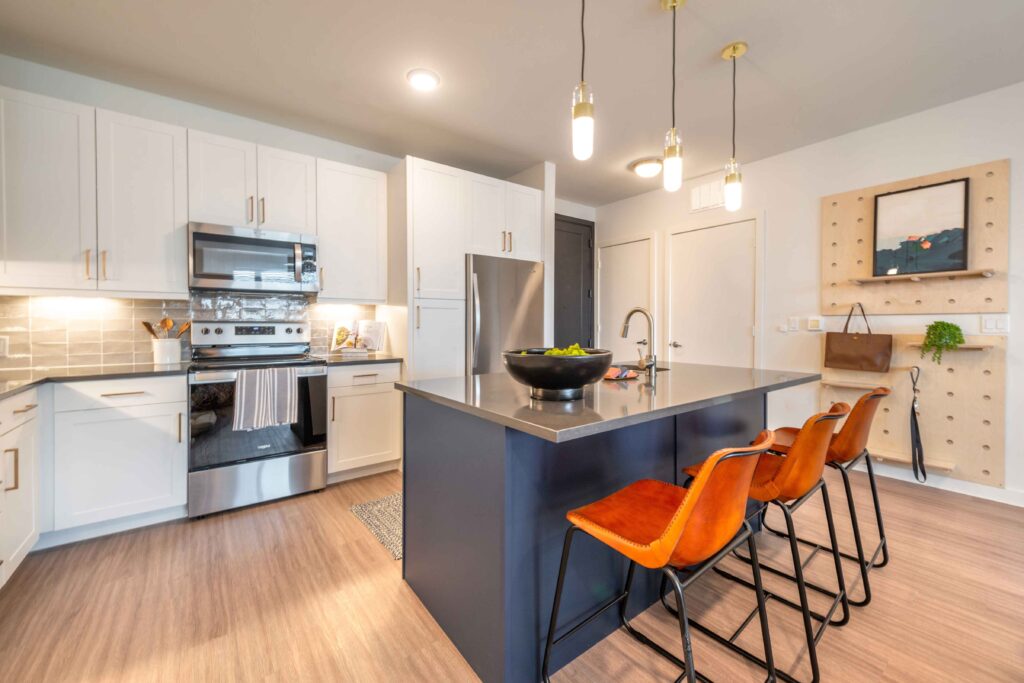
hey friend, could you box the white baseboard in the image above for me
[327,460,400,485]
[863,462,1024,507]
[34,505,188,551]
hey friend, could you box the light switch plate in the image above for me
[807,316,824,332]
[787,316,801,332]
[980,314,1009,334]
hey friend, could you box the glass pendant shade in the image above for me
[662,127,683,192]
[572,81,594,161]
[724,158,743,212]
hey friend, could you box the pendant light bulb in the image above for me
[724,158,743,212]
[663,127,683,192]
[572,81,594,161]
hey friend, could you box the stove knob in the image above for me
[285,327,294,334]
[214,327,223,335]
[296,327,303,334]
[201,327,210,335]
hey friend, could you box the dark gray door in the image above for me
[553,215,595,348]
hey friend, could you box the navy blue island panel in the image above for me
[399,364,819,683]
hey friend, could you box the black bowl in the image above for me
[502,348,613,400]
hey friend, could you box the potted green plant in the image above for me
[920,321,964,364]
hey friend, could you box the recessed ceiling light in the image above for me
[628,157,663,178]
[406,68,441,92]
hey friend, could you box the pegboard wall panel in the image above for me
[821,160,1009,315]
[820,335,1006,488]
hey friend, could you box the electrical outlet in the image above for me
[807,316,824,332]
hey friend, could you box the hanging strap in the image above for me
[842,302,873,334]
[909,366,926,482]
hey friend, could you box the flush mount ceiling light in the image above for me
[406,68,441,92]
[628,157,663,178]
[571,0,594,160]
[722,41,747,211]
[661,0,685,192]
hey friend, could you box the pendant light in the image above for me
[571,0,594,161]
[662,0,683,192]
[722,41,747,212]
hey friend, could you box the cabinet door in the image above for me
[187,129,258,227]
[96,110,188,295]
[410,158,467,299]
[257,145,316,234]
[54,402,187,530]
[466,172,508,258]
[412,298,466,380]
[316,159,387,301]
[1,418,38,582]
[506,183,544,262]
[328,383,399,473]
[0,86,96,290]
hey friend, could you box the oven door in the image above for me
[188,365,327,472]
[188,223,319,293]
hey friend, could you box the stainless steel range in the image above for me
[187,321,327,517]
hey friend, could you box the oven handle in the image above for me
[189,366,327,385]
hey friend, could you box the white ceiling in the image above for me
[2,0,1024,206]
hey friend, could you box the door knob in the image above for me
[669,341,682,348]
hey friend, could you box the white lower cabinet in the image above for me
[0,416,39,588]
[412,299,466,380]
[327,364,401,474]
[54,402,187,530]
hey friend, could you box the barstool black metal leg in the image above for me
[819,481,851,627]
[835,462,872,606]
[780,501,822,683]
[663,567,698,683]
[864,454,890,568]
[542,526,577,683]
[745,527,777,681]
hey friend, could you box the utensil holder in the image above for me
[151,338,181,365]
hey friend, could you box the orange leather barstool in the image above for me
[763,388,891,607]
[678,402,851,683]
[541,431,777,683]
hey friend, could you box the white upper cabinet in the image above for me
[467,172,508,258]
[410,158,467,299]
[506,183,544,262]
[96,110,188,295]
[0,86,96,291]
[187,130,258,227]
[316,159,387,302]
[257,145,316,234]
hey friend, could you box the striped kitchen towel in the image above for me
[232,367,299,431]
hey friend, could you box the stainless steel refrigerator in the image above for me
[466,254,545,375]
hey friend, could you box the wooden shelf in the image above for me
[849,269,995,286]
[869,448,955,472]
[906,343,994,351]
[820,380,891,391]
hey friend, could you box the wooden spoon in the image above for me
[141,321,160,340]
[175,321,192,339]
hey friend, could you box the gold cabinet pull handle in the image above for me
[100,391,146,398]
[84,248,92,280]
[508,231,512,253]
[353,373,378,379]
[4,448,19,492]
[319,266,325,291]
[331,396,336,422]
[259,197,266,225]
[415,266,421,292]
[12,404,37,415]
[247,195,255,223]
[501,230,507,252]
[101,250,109,280]
[178,412,183,443]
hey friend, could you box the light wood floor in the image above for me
[0,468,1021,682]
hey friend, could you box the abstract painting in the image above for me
[873,178,969,276]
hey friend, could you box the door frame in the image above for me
[554,214,596,347]
[595,231,660,354]
[664,215,766,368]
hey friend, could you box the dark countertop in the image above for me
[0,362,190,401]
[397,362,820,443]
[318,353,402,366]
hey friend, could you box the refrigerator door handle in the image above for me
[472,272,481,371]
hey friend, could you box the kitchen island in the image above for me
[397,363,819,683]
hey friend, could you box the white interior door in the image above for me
[597,238,651,362]
[667,220,756,367]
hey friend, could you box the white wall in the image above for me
[555,198,596,222]
[596,80,1024,505]
[0,53,399,171]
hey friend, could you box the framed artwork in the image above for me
[872,178,969,277]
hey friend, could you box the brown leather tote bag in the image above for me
[824,303,893,373]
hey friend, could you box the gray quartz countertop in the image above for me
[317,354,402,366]
[0,362,190,401]
[396,362,820,443]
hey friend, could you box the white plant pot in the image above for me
[151,338,181,365]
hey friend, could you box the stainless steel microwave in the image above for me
[188,223,319,293]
